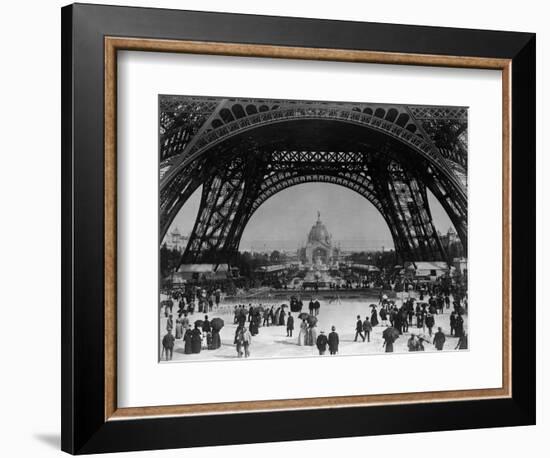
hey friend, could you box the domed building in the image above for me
[304,212,334,265]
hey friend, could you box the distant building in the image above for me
[168,263,236,286]
[404,261,449,280]
[165,226,189,252]
[303,212,339,265]
[254,264,289,281]
[439,226,460,247]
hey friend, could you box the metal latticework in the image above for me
[159,96,468,265]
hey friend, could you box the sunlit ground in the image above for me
[159,292,467,362]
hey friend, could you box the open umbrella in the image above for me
[194,319,204,328]
[210,317,224,331]
[298,312,310,320]
[382,326,400,341]
[369,303,377,309]
[306,315,318,326]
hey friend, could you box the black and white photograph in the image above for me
[159,95,469,362]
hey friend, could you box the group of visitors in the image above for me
[161,313,223,360]
[161,286,223,319]
[308,299,321,315]
[162,285,468,360]
[354,315,373,342]
[315,326,340,355]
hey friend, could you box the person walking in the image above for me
[354,315,365,342]
[242,326,252,358]
[166,314,174,332]
[181,311,189,333]
[433,327,446,350]
[234,324,245,357]
[370,306,379,327]
[407,334,421,352]
[307,324,317,347]
[279,307,286,326]
[328,326,339,355]
[455,330,468,350]
[183,328,193,354]
[191,324,202,354]
[175,318,184,340]
[162,329,175,361]
[202,315,211,334]
[298,319,308,346]
[362,317,372,342]
[262,307,270,327]
[425,312,435,337]
[379,306,388,326]
[383,332,398,353]
[314,300,321,316]
[450,311,457,336]
[455,314,465,337]
[316,331,328,355]
[286,313,294,337]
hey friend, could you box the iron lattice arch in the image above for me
[159,95,468,265]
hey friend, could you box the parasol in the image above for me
[369,303,377,308]
[307,315,318,326]
[210,318,224,331]
[382,326,400,341]
[194,319,204,328]
[298,312,310,320]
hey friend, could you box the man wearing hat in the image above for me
[161,329,175,361]
[316,330,329,355]
[433,327,446,350]
[354,315,365,342]
[328,325,339,355]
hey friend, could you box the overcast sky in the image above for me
[166,182,454,252]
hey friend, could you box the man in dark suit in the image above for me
[433,327,446,350]
[316,331,328,355]
[328,326,339,355]
[202,315,211,333]
[362,317,372,342]
[286,313,294,337]
[162,329,175,361]
[354,315,365,342]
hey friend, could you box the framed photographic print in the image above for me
[61,3,536,454]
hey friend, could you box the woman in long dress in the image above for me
[183,329,193,354]
[274,307,281,326]
[175,318,184,339]
[370,307,379,327]
[191,325,202,354]
[298,319,308,346]
[279,308,286,326]
[307,325,317,346]
[210,329,221,349]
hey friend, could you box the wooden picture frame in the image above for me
[62,3,535,454]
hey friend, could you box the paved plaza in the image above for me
[160,294,467,362]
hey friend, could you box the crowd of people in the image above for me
[161,312,224,360]
[160,285,223,318]
[368,292,468,353]
[161,285,468,360]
